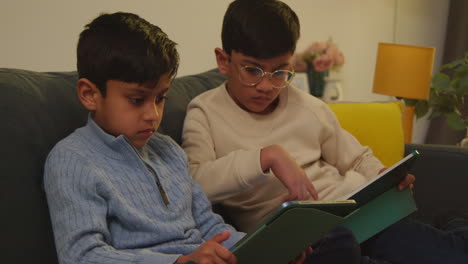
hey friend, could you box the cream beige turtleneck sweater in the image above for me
[182,83,384,232]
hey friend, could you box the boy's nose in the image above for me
[144,104,161,121]
[255,76,274,92]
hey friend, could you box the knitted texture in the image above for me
[44,118,243,264]
[182,83,384,231]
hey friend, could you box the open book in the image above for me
[231,151,419,264]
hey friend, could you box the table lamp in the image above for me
[372,42,435,143]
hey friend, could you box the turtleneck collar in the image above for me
[77,115,139,161]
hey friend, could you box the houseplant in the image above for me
[293,39,345,97]
[405,52,468,146]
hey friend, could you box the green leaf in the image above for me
[431,73,450,92]
[426,54,467,131]
[453,64,468,75]
[440,55,466,71]
[428,91,454,111]
[445,79,458,93]
[446,112,466,130]
[428,110,442,119]
[414,100,429,118]
[458,73,468,94]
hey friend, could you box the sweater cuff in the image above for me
[357,155,385,180]
[236,149,271,188]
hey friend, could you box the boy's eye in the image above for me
[244,66,263,76]
[272,70,289,79]
[130,97,144,104]
[155,95,168,104]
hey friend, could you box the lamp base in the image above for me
[403,105,415,143]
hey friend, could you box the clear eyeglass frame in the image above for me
[238,65,295,89]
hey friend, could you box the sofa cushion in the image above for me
[0,67,407,263]
[328,101,405,167]
[0,68,87,263]
[159,69,227,144]
[0,68,227,263]
[405,143,468,224]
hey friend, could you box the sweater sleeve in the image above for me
[190,179,245,249]
[182,102,270,203]
[44,147,180,264]
[319,105,384,180]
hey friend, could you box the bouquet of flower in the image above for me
[293,39,345,73]
[292,39,345,97]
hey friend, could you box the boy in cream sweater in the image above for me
[183,0,411,233]
[182,0,468,263]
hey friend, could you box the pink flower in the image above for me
[305,41,328,54]
[334,51,345,65]
[325,44,337,57]
[313,54,334,72]
[295,39,345,72]
[324,44,344,66]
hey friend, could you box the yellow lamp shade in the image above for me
[372,43,435,100]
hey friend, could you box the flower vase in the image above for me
[322,77,343,103]
[307,65,328,97]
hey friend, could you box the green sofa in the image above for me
[1,68,467,263]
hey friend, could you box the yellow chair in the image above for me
[328,101,405,167]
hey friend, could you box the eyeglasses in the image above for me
[237,65,295,89]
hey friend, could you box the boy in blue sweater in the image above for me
[43,12,245,264]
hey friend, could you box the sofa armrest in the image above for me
[404,143,468,224]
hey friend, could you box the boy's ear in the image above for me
[214,48,230,75]
[77,78,102,111]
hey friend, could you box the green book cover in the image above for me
[232,151,419,263]
[343,187,417,243]
[232,189,417,264]
[233,207,345,264]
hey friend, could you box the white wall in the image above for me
[1,0,449,143]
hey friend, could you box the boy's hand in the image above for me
[289,247,313,264]
[398,173,415,191]
[378,168,415,191]
[176,231,237,264]
[261,145,318,201]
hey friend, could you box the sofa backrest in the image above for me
[328,101,405,167]
[1,69,86,263]
[0,67,410,263]
[0,67,225,263]
[159,69,227,144]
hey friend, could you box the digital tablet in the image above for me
[230,200,357,264]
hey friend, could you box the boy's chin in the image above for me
[245,104,274,115]
[130,139,150,149]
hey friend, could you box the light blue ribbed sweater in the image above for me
[44,118,244,264]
